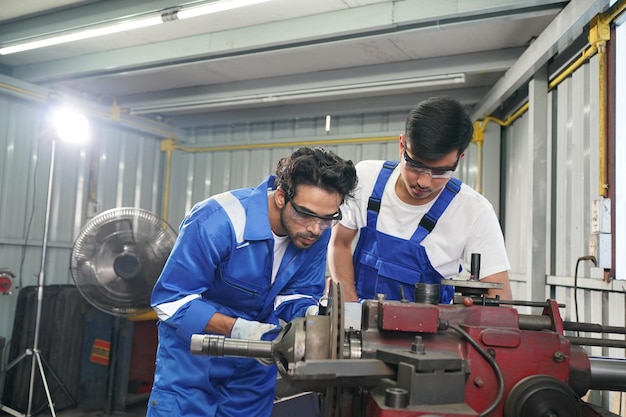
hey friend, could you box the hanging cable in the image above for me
[573,256,598,337]
[448,324,505,417]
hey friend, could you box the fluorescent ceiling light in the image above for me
[0,0,272,55]
[0,16,163,55]
[178,0,273,20]
[130,73,466,114]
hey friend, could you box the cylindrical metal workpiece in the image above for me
[588,356,626,392]
[414,283,440,304]
[385,388,408,408]
[190,334,274,359]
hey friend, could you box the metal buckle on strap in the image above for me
[367,198,381,213]
[446,178,461,194]
[419,213,437,232]
[383,161,399,170]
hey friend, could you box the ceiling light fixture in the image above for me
[177,0,272,20]
[0,0,273,55]
[129,73,466,114]
[0,16,163,55]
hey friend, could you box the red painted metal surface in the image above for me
[360,301,591,417]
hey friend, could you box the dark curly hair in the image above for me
[405,96,474,161]
[274,147,357,203]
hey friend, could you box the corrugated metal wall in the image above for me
[502,56,622,318]
[501,56,625,413]
[166,111,487,228]
[0,95,166,348]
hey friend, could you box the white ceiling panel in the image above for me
[0,0,609,128]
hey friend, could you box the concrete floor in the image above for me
[1,379,318,417]
[54,403,147,417]
[1,400,147,417]
[0,403,148,417]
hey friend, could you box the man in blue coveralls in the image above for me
[147,147,358,417]
[328,96,512,303]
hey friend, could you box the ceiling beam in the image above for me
[0,0,184,41]
[471,0,610,120]
[0,72,185,139]
[119,48,521,111]
[170,87,488,128]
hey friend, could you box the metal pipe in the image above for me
[568,337,626,349]
[589,356,626,391]
[519,314,626,336]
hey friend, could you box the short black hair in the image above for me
[405,96,474,161]
[275,147,357,202]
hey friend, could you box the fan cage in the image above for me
[70,207,177,317]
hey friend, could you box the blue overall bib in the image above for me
[353,161,462,303]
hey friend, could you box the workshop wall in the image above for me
[0,95,166,359]
[502,56,616,302]
[500,55,625,376]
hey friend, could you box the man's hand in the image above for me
[231,318,281,341]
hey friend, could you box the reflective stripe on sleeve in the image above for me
[154,294,201,321]
[274,293,314,310]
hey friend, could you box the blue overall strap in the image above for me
[412,177,462,242]
[366,161,399,228]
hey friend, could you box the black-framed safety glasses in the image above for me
[286,195,342,230]
[402,148,458,179]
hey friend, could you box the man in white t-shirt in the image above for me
[328,96,512,303]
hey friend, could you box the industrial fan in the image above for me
[70,207,177,413]
[70,207,177,316]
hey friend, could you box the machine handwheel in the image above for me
[324,281,345,417]
[504,375,583,417]
[327,280,345,360]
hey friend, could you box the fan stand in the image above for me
[99,255,152,417]
[103,316,125,416]
[0,139,76,417]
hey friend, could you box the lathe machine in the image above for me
[191,280,626,417]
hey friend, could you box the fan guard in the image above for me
[70,207,177,317]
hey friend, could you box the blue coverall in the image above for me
[353,161,461,303]
[147,176,326,417]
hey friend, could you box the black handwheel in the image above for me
[322,281,346,417]
[504,375,583,417]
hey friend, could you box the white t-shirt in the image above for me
[340,160,510,279]
[271,232,290,284]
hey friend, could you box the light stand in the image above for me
[28,135,59,417]
[0,107,88,417]
[0,139,59,417]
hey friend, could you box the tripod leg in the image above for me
[37,352,78,406]
[31,351,56,417]
[0,403,25,417]
[31,352,77,415]
[0,351,32,417]
[0,350,32,376]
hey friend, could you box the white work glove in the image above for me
[231,318,281,341]
[305,305,319,316]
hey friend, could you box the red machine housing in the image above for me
[357,298,592,417]
[190,288,626,417]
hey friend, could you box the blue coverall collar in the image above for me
[242,175,276,241]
